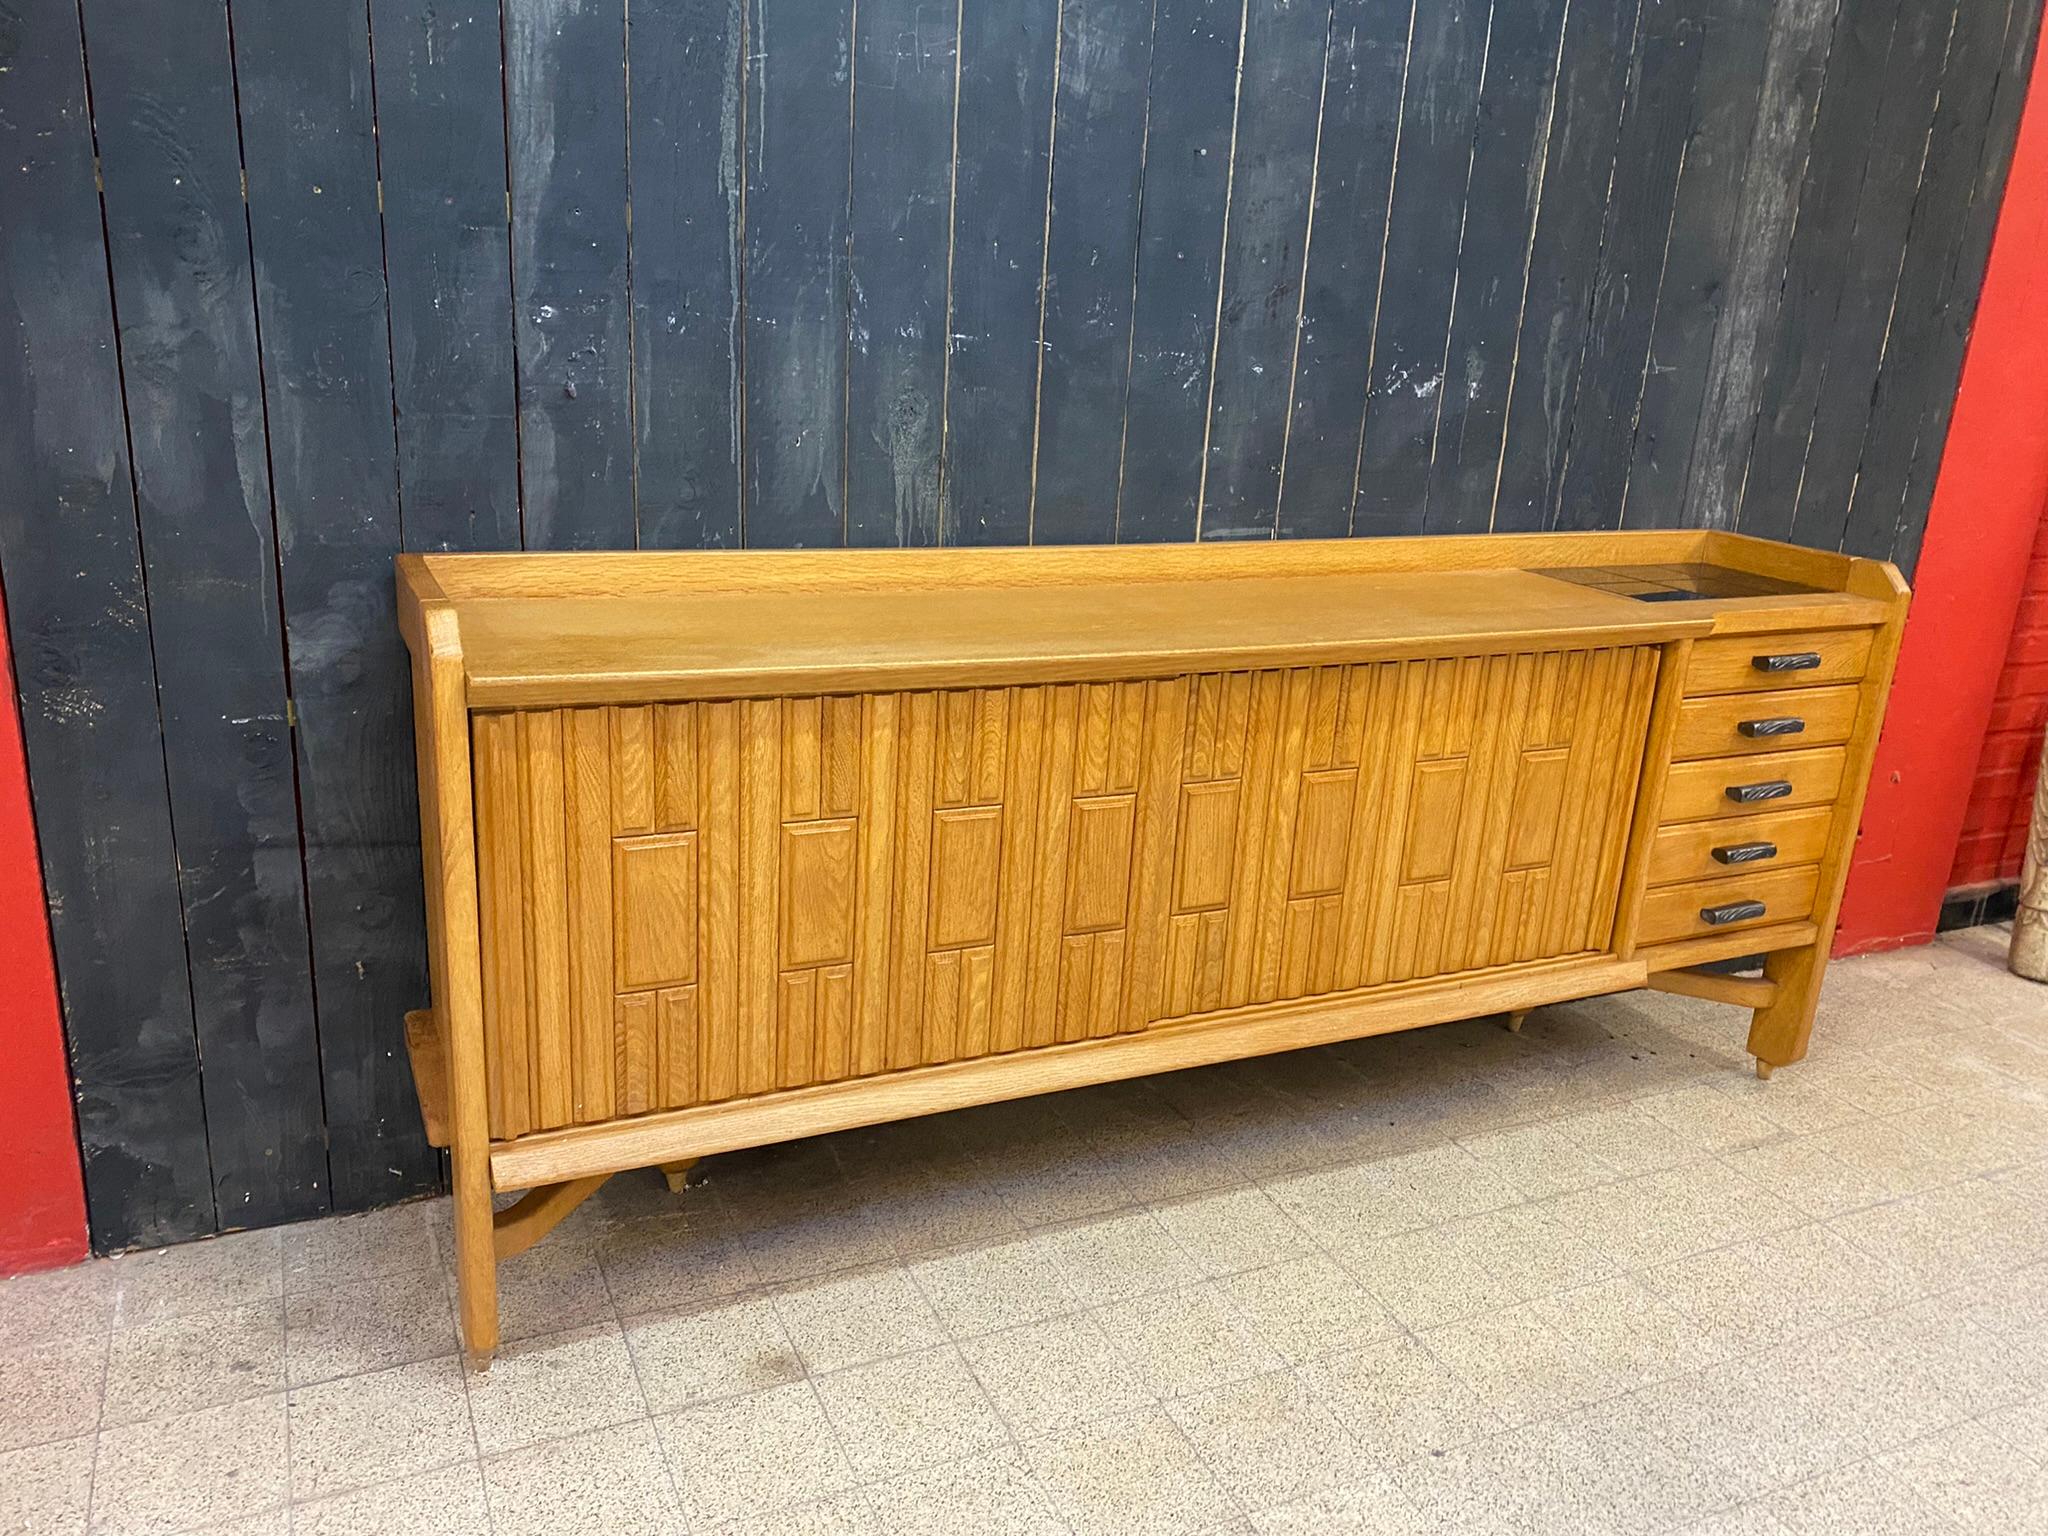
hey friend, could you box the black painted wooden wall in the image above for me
[0,0,2037,1250]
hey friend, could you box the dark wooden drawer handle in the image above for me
[1751,651,1822,673]
[1701,899,1767,926]
[1712,841,1778,865]
[1737,716,1805,738]
[1724,779,1793,804]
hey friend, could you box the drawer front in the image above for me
[470,645,1660,1137]
[1656,746,1846,823]
[1645,805,1834,887]
[1671,685,1861,762]
[1684,629,1873,695]
[1637,864,1822,946]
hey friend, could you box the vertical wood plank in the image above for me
[1351,0,1492,535]
[519,712,572,1126]
[853,693,900,1074]
[237,0,448,1208]
[0,0,212,1248]
[370,0,523,552]
[1116,0,1245,544]
[474,714,531,1137]
[744,0,854,547]
[1200,0,1335,540]
[699,702,741,1100]
[1030,0,1156,544]
[84,0,330,1227]
[629,0,745,549]
[739,700,780,1090]
[846,0,959,547]
[505,0,635,548]
[564,709,615,1122]
[1275,0,1410,538]
[942,0,1060,544]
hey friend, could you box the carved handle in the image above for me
[1737,716,1805,738]
[1700,899,1767,926]
[1751,651,1822,673]
[1712,841,1779,865]
[1724,779,1793,804]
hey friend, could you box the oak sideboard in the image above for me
[396,531,1907,1362]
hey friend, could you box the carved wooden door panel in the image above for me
[471,645,1657,1137]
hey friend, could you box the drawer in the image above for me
[1637,864,1822,947]
[1684,629,1873,695]
[1671,685,1861,762]
[1645,804,1834,887]
[1656,746,1846,823]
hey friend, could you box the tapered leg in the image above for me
[451,1143,500,1367]
[660,1157,700,1194]
[1504,1009,1529,1034]
[1745,945,1825,1076]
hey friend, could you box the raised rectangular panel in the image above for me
[1403,758,1468,883]
[613,832,700,991]
[1174,780,1239,913]
[779,818,857,968]
[929,806,1003,949]
[1291,769,1358,898]
[1507,748,1569,870]
[1065,793,1137,933]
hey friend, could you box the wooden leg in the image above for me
[660,1157,699,1194]
[1755,1059,1775,1081]
[1504,1009,1529,1033]
[1745,945,1825,1077]
[450,1142,499,1368]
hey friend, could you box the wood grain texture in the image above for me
[0,0,213,1248]
[86,0,329,1228]
[506,0,635,548]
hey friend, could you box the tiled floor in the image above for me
[6,924,2048,1535]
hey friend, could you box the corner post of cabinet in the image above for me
[400,571,498,1364]
[1611,637,1693,958]
[1747,560,1911,1073]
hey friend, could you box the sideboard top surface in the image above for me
[398,532,1905,708]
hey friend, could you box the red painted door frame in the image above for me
[1837,37,2048,954]
[0,585,90,1272]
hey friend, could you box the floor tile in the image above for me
[101,1297,285,1427]
[90,1393,288,1535]
[0,1332,105,1452]
[291,1461,490,1536]
[706,1489,882,1536]
[656,1380,856,1527]
[493,1240,615,1344]
[1212,1252,1401,1365]
[1300,1335,1499,1463]
[1455,1119,1623,1199]
[1421,1308,1622,1426]
[865,1449,1069,1536]
[1093,1280,1284,1399]
[287,1355,473,1501]
[0,1262,115,1350]
[481,1418,682,1535]
[0,1434,94,1536]
[462,1323,645,1456]
[908,1233,1083,1338]
[110,1228,283,1330]
[1880,1419,2048,1533]
[1033,1211,1202,1303]
[596,1209,761,1315]
[283,1265,457,1386]
[283,1203,439,1295]
[772,1263,947,1374]
[1528,1275,1725,1384]
[625,1292,804,1412]
[1165,1368,1359,1509]
[1151,1185,1310,1277]
[811,1342,1009,1481]
[1019,1407,1237,1536]
[961,1310,1156,1440]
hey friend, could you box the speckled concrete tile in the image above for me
[1165,1368,1359,1510]
[462,1323,644,1457]
[100,1297,285,1427]
[960,1310,1155,1440]
[0,1332,106,1452]
[481,1419,681,1535]
[706,1489,882,1536]
[1019,1407,1236,1536]
[1212,1252,1401,1366]
[0,1261,114,1350]
[492,1239,615,1345]
[283,1264,457,1387]
[1031,1211,1202,1303]
[1093,1280,1283,1400]
[1300,1335,1499,1464]
[811,1343,1009,1482]
[1149,1186,1310,1276]
[1527,1275,1725,1385]
[595,1209,761,1316]
[655,1380,856,1528]
[0,1434,94,1536]
[286,1355,473,1501]
[1244,1475,1423,1534]
[771,1263,947,1374]
[283,1203,439,1295]
[866,1449,1069,1536]
[1421,1307,1623,1426]
[110,1228,283,1330]
[907,1233,1083,1338]
[1880,1419,2048,1533]
[90,1392,288,1535]
[291,1461,490,1536]
[624,1292,804,1412]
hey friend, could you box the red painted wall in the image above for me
[1837,36,2048,954]
[1948,507,2048,890]
[0,587,90,1272]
